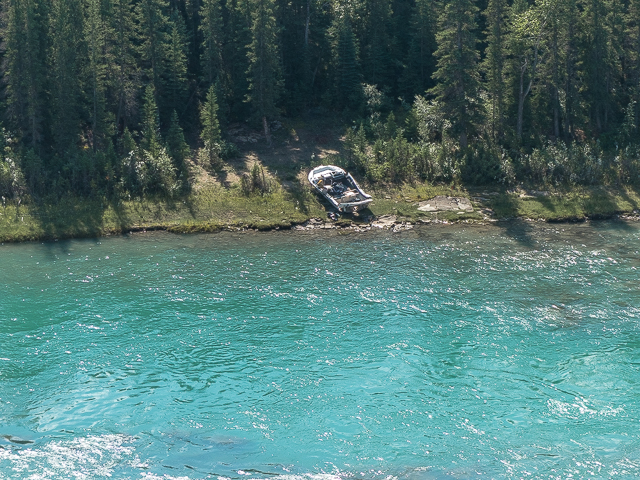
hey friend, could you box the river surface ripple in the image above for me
[1,222,639,479]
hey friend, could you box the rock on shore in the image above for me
[417,196,473,212]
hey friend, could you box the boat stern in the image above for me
[338,197,373,213]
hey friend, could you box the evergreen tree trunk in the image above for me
[262,116,271,145]
[305,0,311,47]
[507,0,544,144]
[551,19,561,139]
[564,0,578,139]
[516,60,530,142]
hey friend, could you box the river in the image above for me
[1,222,639,479]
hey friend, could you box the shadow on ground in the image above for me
[28,197,114,241]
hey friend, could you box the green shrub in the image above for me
[141,148,179,196]
[520,141,606,186]
[121,147,178,197]
[615,145,640,185]
[0,130,26,199]
[0,158,25,199]
[241,163,274,195]
[220,140,239,160]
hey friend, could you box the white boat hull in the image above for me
[308,165,373,213]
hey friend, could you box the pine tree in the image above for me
[565,0,580,139]
[225,0,252,119]
[504,0,544,143]
[391,0,415,78]
[141,84,162,155]
[50,0,85,155]
[522,0,573,142]
[546,0,563,139]
[121,126,137,155]
[247,0,282,144]
[430,0,481,148]
[483,0,508,141]
[109,0,139,131]
[333,15,362,112]
[136,0,170,92]
[178,0,202,85]
[277,0,310,114]
[298,0,333,110]
[401,0,437,99]
[628,0,640,136]
[4,0,50,150]
[581,0,622,134]
[166,110,189,169]
[84,0,111,150]
[299,0,319,110]
[362,0,394,88]
[164,10,189,121]
[200,84,222,166]
[200,0,224,87]
[538,0,585,141]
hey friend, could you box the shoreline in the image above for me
[1,184,639,243]
[2,211,640,245]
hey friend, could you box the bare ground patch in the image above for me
[223,121,344,184]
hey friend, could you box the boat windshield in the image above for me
[313,166,336,175]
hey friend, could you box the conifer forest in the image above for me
[2,0,640,201]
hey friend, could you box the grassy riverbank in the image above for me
[1,182,639,243]
[2,120,639,243]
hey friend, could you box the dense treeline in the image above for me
[1,0,640,201]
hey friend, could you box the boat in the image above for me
[308,165,373,213]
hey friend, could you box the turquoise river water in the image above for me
[1,222,639,479]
